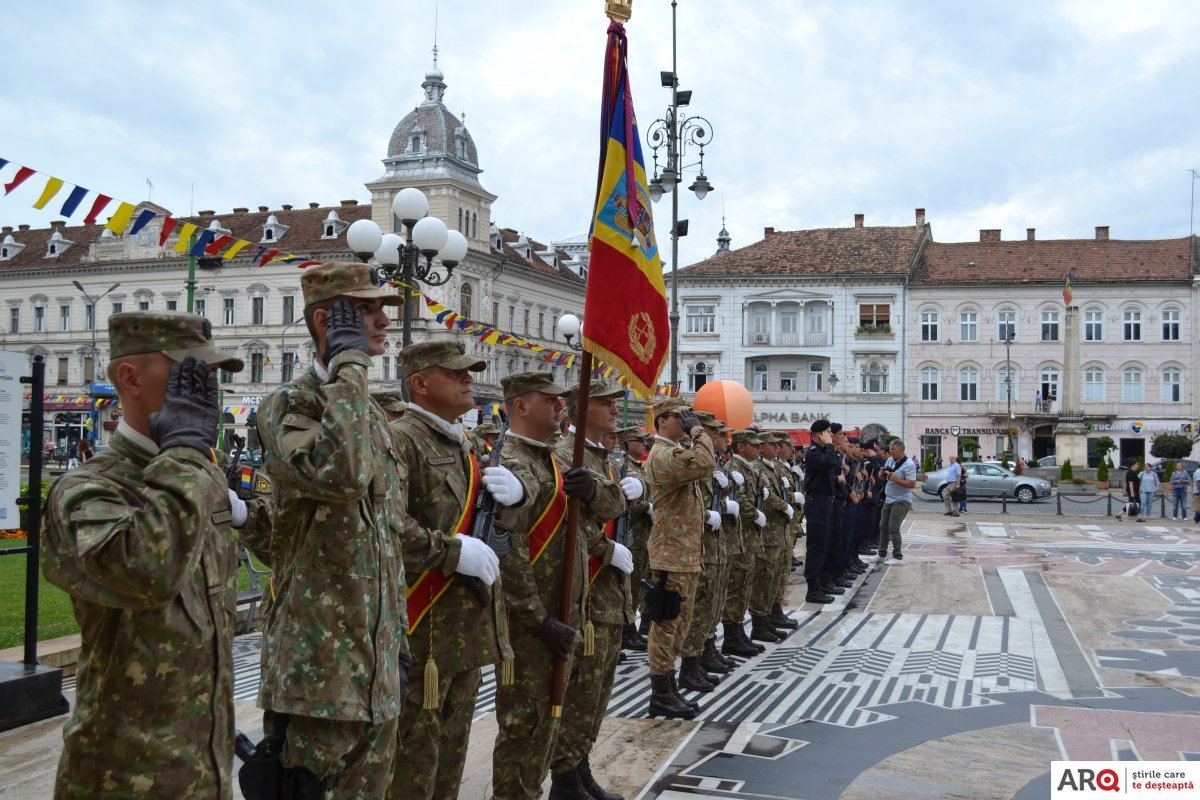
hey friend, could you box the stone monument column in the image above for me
[1055,305,1089,466]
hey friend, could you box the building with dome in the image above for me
[0,62,588,456]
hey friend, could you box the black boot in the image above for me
[769,603,800,630]
[751,614,781,642]
[577,755,624,800]
[669,669,701,711]
[679,656,717,692]
[742,623,767,653]
[712,635,739,668]
[701,638,732,674]
[822,583,846,595]
[721,621,759,657]
[648,673,697,719]
[622,623,647,652]
[638,615,650,637]
[805,589,834,604]
[549,766,596,800]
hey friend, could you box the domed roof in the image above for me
[385,69,479,167]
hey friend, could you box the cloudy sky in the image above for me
[3,0,1199,270]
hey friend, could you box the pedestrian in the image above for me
[1171,462,1190,520]
[1115,458,1141,521]
[65,441,79,470]
[1192,468,1200,524]
[77,438,92,464]
[42,312,269,798]
[255,262,411,796]
[943,454,962,517]
[876,440,918,565]
[1139,462,1160,523]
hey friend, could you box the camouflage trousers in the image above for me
[647,571,700,675]
[722,530,760,623]
[493,630,578,800]
[630,544,650,616]
[748,528,789,616]
[777,522,800,604]
[681,557,729,656]
[550,620,621,775]
[387,665,481,800]
[271,711,398,799]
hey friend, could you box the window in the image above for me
[223,298,235,326]
[1123,309,1141,341]
[996,367,1018,402]
[750,306,769,343]
[250,353,265,383]
[9,307,18,333]
[84,304,94,331]
[808,362,823,391]
[83,356,94,383]
[523,309,530,335]
[1162,308,1180,341]
[165,299,177,311]
[1040,309,1060,341]
[460,284,473,318]
[689,361,710,392]
[57,357,68,385]
[472,213,477,239]
[33,303,45,333]
[997,308,1016,341]
[382,356,392,382]
[859,303,890,328]
[861,361,887,394]
[778,307,798,338]
[538,312,544,339]
[752,362,767,391]
[111,301,122,315]
[685,304,716,334]
[59,305,70,332]
[251,296,265,325]
[920,367,939,401]
[1040,367,1059,403]
[1084,309,1103,341]
[508,305,515,331]
[959,367,978,401]
[138,298,150,312]
[195,298,205,318]
[780,370,797,391]
[220,368,233,383]
[282,295,295,324]
[1084,368,1104,402]
[281,352,296,383]
[1162,368,1182,403]
[920,310,938,342]
[959,309,978,342]
[492,302,500,325]
[1122,366,1143,402]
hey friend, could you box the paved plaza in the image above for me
[3,510,1199,798]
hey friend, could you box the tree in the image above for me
[958,437,980,459]
[1091,435,1117,457]
[1150,433,1195,460]
[922,452,935,473]
[1060,459,1074,481]
[1097,458,1110,484]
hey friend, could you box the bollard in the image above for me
[1056,492,1062,516]
[1161,493,1167,519]
[1001,492,1007,514]
[1107,492,1112,516]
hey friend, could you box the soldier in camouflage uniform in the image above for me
[371,389,407,422]
[748,433,795,643]
[489,372,585,800]
[256,262,410,796]
[388,340,523,800]
[469,421,500,463]
[617,427,651,650]
[643,399,715,719]
[766,434,802,632]
[549,381,635,800]
[42,313,269,799]
[720,430,768,658]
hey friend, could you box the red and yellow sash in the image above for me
[587,465,620,585]
[406,451,481,633]
[527,458,568,565]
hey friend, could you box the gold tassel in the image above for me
[583,620,596,657]
[423,658,439,710]
[500,657,515,686]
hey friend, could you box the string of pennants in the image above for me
[0,156,682,398]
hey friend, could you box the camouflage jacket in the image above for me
[554,431,629,626]
[718,458,744,558]
[697,465,725,566]
[644,429,716,573]
[390,406,510,673]
[495,432,588,643]
[755,458,789,545]
[622,456,653,554]
[256,352,408,723]
[42,429,266,798]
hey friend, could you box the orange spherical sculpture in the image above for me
[693,380,754,429]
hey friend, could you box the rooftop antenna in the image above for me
[432,1,439,69]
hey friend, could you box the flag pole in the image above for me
[551,350,593,715]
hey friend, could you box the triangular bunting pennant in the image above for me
[4,166,35,195]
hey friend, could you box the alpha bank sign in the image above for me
[754,410,831,425]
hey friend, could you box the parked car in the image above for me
[1034,454,1057,468]
[237,449,264,468]
[1152,459,1200,482]
[921,462,1052,504]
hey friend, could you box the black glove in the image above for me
[677,408,700,433]
[322,299,369,364]
[398,652,412,708]
[563,467,597,504]
[530,616,576,661]
[150,356,219,456]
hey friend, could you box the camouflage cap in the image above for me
[109,312,244,372]
[398,339,485,376]
[652,397,689,418]
[618,425,649,443]
[370,389,408,414]
[301,261,402,306]
[695,411,727,431]
[502,371,569,401]
[473,422,501,437]
[567,381,626,404]
[730,429,762,446]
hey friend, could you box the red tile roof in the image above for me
[678,225,928,277]
[497,228,583,282]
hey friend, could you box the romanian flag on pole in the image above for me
[1063,268,1074,305]
[581,18,668,398]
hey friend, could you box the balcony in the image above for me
[743,331,831,347]
[984,402,1118,421]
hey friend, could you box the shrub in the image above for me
[1150,433,1195,460]
[922,453,935,473]
[1060,459,1074,481]
[1028,457,1040,468]
[1097,459,1110,483]
[1164,460,1176,481]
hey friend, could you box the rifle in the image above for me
[463,425,511,606]
[226,434,246,490]
[709,467,724,533]
[613,454,633,549]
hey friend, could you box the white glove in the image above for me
[619,476,644,501]
[482,465,524,507]
[731,470,745,486]
[227,489,248,528]
[706,510,723,530]
[782,476,791,490]
[791,464,804,478]
[454,534,500,585]
[610,542,634,574]
[646,502,654,519]
[792,491,803,504]
[713,470,729,488]
[784,504,794,520]
[762,486,770,499]
[725,498,740,516]
[754,510,767,527]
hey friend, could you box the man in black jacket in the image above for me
[803,420,838,604]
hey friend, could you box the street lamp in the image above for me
[1003,331,1015,457]
[344,188,470,349]
[71,280,120,443]
[645,0,716,391]
[556,313,583,352]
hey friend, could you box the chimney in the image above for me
[18,224,30,232]
[980,229,1001,242]
[281,204,293,211]
[198,209,214,216]
[1095,225,1109,240]
[233,207,249,214]
[49,220,65,230]
[763,226,775,237]
[309,202,320,209]
[340,199,359,208]
[915,208,926,227]
[854,213,864,228]
[258,205,269,212]
[1,226,11,235]
[1026,228,1036,241]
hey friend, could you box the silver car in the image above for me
[921,462,1052,504]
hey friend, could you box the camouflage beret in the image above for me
[473,422,501,437]
[370,390,408,414]
[730,429,763,446]
[618,426,649,443]
[109,312,244,372]
[502,371,568,401]
[300,261,402,307]
[567,381,626,404]
[398,339,485,377]
[652,397,689,418]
